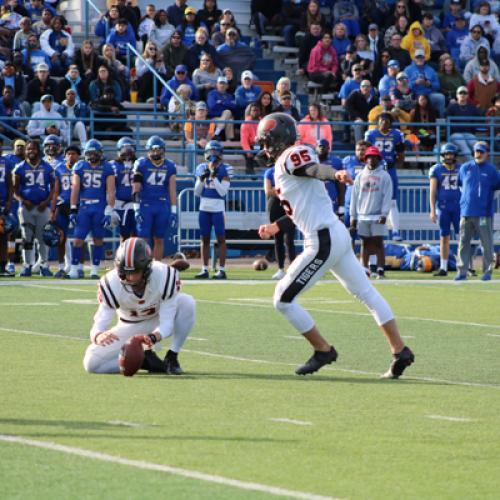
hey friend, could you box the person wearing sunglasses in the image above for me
[459,24,490,66]
[162,30,189,79]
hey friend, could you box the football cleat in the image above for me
[468,268,477,277]
[381,346,415,379]
[195,270,209,279]
[212,270,227,280]
[68,268,80,279]
[141,350,166,373]
[376,269,385,279]
[164,350,183,375]
[54,269,66,278]
[295,346,338,375]
[433,269,448,277]
[89,273,100,279]
[272,269,286,280]
[6,263,15,274]
[19,266,32,277]
[39,266,53,277]
[481,272,492,281]
[454,273,467,281]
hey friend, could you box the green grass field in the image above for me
[1,274,500,500]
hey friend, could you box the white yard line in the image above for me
[0,435,337,500]
[270,418,313,426]
[62,299,97,305]
[1,328,500,390]
[425,415,473,423]
[487,334,500,338]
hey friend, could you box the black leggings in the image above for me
[268,196,296,268]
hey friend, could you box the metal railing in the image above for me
[84,0,104,39]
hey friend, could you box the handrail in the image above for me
[84,0,104,39]
[126,43,183,115]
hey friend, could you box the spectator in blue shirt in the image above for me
[105,18,136,65]
[339,63,364,105]
[177,6,206,47]
[25,0,56,23]
[445,14,469,63]
[378,59,400,97]
[447,85,484,160]
[442,0,466,33]
[405,48,445,117]
[234,70,261,119]
[160,64,199,107]
[207,76,236,140]
[167,0,189,30]
[216,27,247,54]
[455,142,500,281]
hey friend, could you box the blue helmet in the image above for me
[440,143,458,156]
[145,135,165,152]
[84,139,103,162]
[204,140,223,162]
[116,137,136,152]
[0,213,18,235]
[42,221,61,247]
[43,134,61,155]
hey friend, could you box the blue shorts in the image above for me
[137,202,169,239]
[387,167,399,200]
[199,210,225,237]
[437,204,460,237]
[116,208,136,238]
[74,204,105,240]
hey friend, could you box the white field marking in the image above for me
[0,435,338,500]
[107,420,152,428]
[487,334,500,338]
[188,337,208,341]
[197,300,500,331]
[270,418,313,426]
[425,415,473,423]
[1,326,499,390]
[22,283,96,293]
[0,302,59,306]
[62,299,97,305]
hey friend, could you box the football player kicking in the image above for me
[83,237,196,375]
[256,113,414,379]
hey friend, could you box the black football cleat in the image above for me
[433,269,448,277]
[141,350,166,373]
[164,350,184,375]
[381,346,415,379]
[295,346,338,375]
[195,270,209,279]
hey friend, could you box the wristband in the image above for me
[150,332,161,343]
[337,206,345,215]
[171,205,177,214]
[104,205,113,216]
[133,203,140,212]
[70,206,78,214]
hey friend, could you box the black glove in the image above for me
[200,169,210,181]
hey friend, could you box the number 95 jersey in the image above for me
[274,144,339,235]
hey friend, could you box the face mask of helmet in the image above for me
[204,149,221,162]
[85,150,101,163]
[148,146,164,162]
[44,143,58,156]
[119,145,135,162]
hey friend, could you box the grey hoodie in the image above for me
[463,44,500,81]
[350,164,393,221]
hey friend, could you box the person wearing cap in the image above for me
[442,0,466,33]
[445,15,470,65]
[27,93,67,142]
[105,18,136,65]
[184,101,216,171]
[298,23,323,76]
[59,87,89,147]
[459,24,490,65]
[12,140,55,277]
[421,12,447,61]
[455,142,500,281]
[307,32,338,93]
[401,21,431,61]
[162,30,189,80]
[167,0,189,30]
[345,80,378,143]
[405,47,445,117]
[235,70,261,119]
[387,31,412,70]
[379,59,400,98]
[467,59,500,111]
[26,62,59,107]
[367,23,384,61]
[160,63,198,107]
[340,43,362,81]
[177,6,206,47]
[39,15,75,77]
[447,86,484,160]
[206,76,236,140]
[50,145,81,277]
[390,71,416,112]
[350,145,393,279]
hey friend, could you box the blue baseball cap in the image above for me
[316,139,330,148]
[388,59,400,68]
[473,142,488,153]
[175,64,187,73]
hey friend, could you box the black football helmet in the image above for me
[115,237,153,292]
[255,112,298,160]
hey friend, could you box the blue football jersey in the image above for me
[13,160,54,204]
[44,153,65,169]
[73,160,114,204]
[4,153,23,171]
[429,163,461,206]
[365,128,404,165]
[322,154,343,203]
[264,166,275,187]
[54,161,73,205]
[111,159,133,202]
[133,157,177,203]
[0,155,11,202]
[195,162,232,200]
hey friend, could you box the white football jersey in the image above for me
[97,261,179,323]
[274,144,339,235]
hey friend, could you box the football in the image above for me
[171,258,190,271]
[119,336,145,377]
[253,258,268,271]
